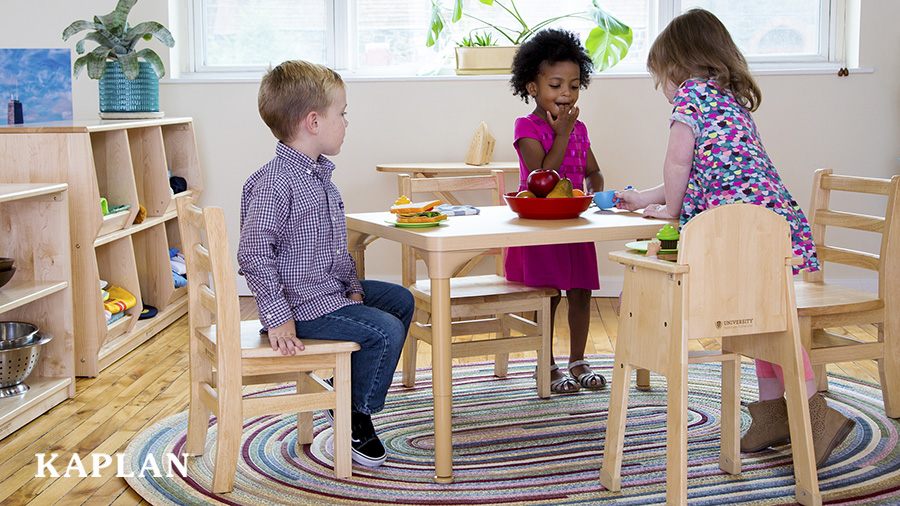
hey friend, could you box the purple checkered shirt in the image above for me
[237,143,363,330]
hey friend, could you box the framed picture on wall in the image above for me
[0,48,72,124]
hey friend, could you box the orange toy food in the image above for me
[572,189,585,197]
[391,197,448,224]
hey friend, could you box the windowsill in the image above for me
[162,65,873,85]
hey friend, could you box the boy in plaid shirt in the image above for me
[238,60,413,468]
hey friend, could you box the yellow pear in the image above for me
[546,178,574,198]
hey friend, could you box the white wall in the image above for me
[4,1,899,295]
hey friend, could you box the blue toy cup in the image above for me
[593,190,617,209]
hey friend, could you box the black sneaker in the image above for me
[321,378,387,467]
[349,411,387,467]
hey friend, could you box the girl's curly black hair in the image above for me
[510,29,593,103]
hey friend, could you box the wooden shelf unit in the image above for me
[0,118,203,377]
[0,183,74,440]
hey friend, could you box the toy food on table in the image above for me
[390,196,448,224]
[656,224,680,249]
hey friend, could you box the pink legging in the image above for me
[754,346,815,382]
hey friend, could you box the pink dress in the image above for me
[504,114,600,291]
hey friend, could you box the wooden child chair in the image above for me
[398,170,558,397]
[794,169,900,418]
[176,197,360,493]
[600,204,821,506]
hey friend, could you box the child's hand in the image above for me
[646,239,662,257]
[547,104,579,137]
[643,203,679,220]
[348,292,363,302]
[266,320,305,355]
[614,188,642,211]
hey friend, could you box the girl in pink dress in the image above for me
[506,29,605,394]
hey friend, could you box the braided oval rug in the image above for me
[123,357,900,505]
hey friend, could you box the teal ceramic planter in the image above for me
[98,61,159,113]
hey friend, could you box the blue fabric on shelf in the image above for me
[173,271,187,288]
[107,311,125,325]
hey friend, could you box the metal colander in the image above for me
[0,321,39,350]
[0,331,52,397]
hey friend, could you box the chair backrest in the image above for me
[176,196,242,370]
[398,170,506,286]
[802,169,900,296]
[677,203,795,339]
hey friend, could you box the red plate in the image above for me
[503,193,593,219]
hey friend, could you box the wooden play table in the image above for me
[346,205,674,483]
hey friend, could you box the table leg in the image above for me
[431,276,454,483]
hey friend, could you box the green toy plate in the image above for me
[385,220,448,228]
[626,240,678,255]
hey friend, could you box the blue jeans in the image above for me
[293,280,413,415]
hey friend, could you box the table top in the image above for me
[375,161,519,174]
[346,205,675,253]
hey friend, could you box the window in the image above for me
[189,0,843,76]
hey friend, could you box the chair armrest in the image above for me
[608,250,690,274]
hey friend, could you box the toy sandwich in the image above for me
[390,196,448,224]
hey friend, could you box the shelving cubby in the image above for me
[0,183,74,440]
[0,118,203,377]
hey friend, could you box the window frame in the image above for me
[185,0,850,78]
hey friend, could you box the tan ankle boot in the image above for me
[808,392,855,467]
[741,397,791,452]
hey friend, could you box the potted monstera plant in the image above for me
[428,0,632,75]
[62,0,174,117]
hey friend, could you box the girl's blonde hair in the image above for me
[258,60,345,142]
[647,8,761,112]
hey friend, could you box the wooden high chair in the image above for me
[176,197,360,493]
[794,169,900,418]
[397,170,558,396]
[600,204,821,506]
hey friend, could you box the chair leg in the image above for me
[666,366,689,506]
[536,299,551,399]
[798,316,829,392]
[296,375,314,445]
[494,313,510,378]
[783,367,821,505]
[211,388,242,493]
[401,329,418,388]
[719,356,741,475]
[186,361,212,456]
[599,358,632,492]
[333,352,353,478]
[877,322,900,418]
[635,368,651,391]
[812,364,829,392]
[185,399,211,456]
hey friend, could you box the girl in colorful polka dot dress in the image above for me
[506,29,606,395]
[614,8,854,467]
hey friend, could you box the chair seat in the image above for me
[198,320,361,358]
[794,280,884,316]
[410,274,558,300]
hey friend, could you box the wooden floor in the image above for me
[0,297,882,506]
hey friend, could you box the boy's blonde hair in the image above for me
[647,8,761,112]
[258,60,345,143]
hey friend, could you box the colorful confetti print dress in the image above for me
[671,78,819,272]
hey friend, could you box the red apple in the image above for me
[526,169,561,198]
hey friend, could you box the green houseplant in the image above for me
[428,0,632,73]
[62,0,174,115]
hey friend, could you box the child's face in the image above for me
[318,87,349,156]
[527,61,581,120]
